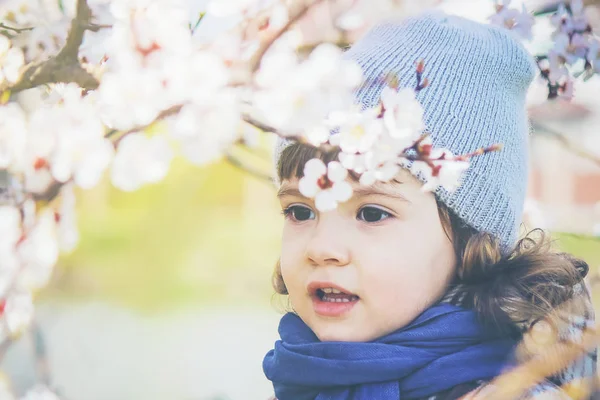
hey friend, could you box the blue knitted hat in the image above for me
[274,11,536,253]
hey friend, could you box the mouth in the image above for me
[307,282,360,317]
[314,287,360,303]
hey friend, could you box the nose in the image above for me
[305,215,351,267]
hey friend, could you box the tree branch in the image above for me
[242,114,279,134]
[225,152,274,184]
[31,320,50,386]
[249,0,327,73]
[532,121,600,168]
[0,23,34,34]
[0,0,99,94]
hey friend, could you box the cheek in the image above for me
[280,227,308,295]
[359,218,456,304]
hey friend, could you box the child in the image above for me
[263,11,596,400]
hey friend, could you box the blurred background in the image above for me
[1,1,599,400]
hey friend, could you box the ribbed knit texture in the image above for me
[273,11,536,253]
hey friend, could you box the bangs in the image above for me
[277,142,343,182]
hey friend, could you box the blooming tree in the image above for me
[0,0,597,398]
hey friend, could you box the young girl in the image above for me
[263,11,596,400]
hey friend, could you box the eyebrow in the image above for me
[277,178,411,203]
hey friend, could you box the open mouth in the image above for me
[314,287,360,303]
[307,282,360,316]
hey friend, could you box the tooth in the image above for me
[341,298,349,303]
[331,288,342,294]
[322,288,333,294]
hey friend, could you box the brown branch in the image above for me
[31,320,50,386]
[111,104,184,147]
[225,152,274,184]
[83,23,112,32]
[32,180,65,203]
[249,0,327,73]
[242,114,280,134]
[32,104,183,203]
[1,0,99,95]
[484,325,600,400]
[532,121,600,168]
[241,114,307,145]
[0,23,34,33]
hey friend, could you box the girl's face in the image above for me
[278,168,457,342]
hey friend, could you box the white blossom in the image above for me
[559,77,575,100]
[0,377,14,400]
[587,39,600,75]
[16,210,59,291]
[304,124,331,147]
[97,70,167,130]
[0,36,24,84]
[0,103,28,170]
[551,0,588,33]
[168,90,241,166]
[299,159,352,211]
[27,86,114,189]
[551,33,586,66]
[411,147,469,192]
[206,0,273,17]
[4,290,34,336]
[380,87,425,140]
[111,133,173,191]
[338,152,367,174]
[523,199,551,230]
[543,53,568,83]
[57,184,79,253]
[489,1,535,41]
[359,161,400,186]
[19,385,61,400]
[254,43,362,133]
[331,107,383,154]
[0,206,21,295]
[336,0,441,31]
[1,0,69,63]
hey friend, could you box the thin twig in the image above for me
[83,23,112,32]
[242,114,280,134]
[0,0,99,95]
[32,180,66,203]
[111,104,184,146]
[225,152,274,184]
[241,114,306,145]
[532,121,600,168]
[0,23,34,33]
[31,320,50,386]
[249,0,327,72]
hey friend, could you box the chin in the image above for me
[312,321,375,343]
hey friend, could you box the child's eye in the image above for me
[357,206,392,223]
[282,205,315,222]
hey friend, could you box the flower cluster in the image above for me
[490,0,600,100]
[0,0,590,397]
[297,61,499,208]
[488,0,535,41]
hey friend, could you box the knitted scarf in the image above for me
[263,304,516,400]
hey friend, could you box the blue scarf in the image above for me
[263,304,516,400]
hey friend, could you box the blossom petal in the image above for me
[315,190,337,211]
[327,161,348,182]
[304,158,326,178]
[332,181,353,203]
[299,176,319,198]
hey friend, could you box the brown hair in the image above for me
[272,142,589,336]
